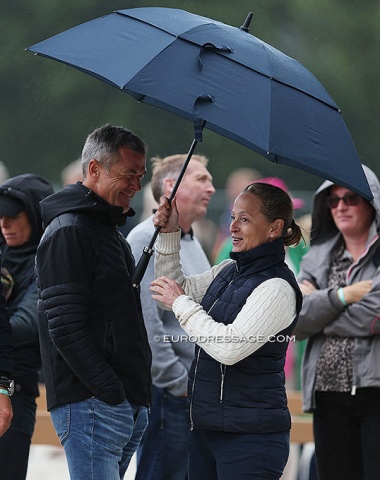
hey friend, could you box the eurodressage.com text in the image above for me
[154,335,296,344]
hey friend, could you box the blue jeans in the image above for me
[135,386,189,480]
[187,428,290,480]
[51,397,148,480]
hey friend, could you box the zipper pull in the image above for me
[351,385,356,396]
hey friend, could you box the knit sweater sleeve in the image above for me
[155,230,230,306]
[172,278,297,365]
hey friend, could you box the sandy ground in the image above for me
[26,442,310,480]
[26,446,137,480]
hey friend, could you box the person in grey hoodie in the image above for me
[127,153,215,480]
[295,164,380,480]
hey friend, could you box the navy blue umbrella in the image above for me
[27,7,372,284]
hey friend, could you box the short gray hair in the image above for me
[81,124,147,177]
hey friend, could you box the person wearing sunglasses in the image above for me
[295,164,380,480]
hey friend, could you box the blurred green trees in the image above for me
[1,0,379,191]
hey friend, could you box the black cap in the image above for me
[0,195,24,216]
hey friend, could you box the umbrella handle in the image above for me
[132,126,206,288]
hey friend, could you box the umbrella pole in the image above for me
[132,136,201,288]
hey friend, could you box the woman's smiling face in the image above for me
[230,192,280,252]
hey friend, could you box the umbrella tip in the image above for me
[240,12,253,32]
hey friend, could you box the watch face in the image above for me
[9,380,14,396]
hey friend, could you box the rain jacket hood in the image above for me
[0,174,54,301]
[0,174,54,248]
[310,165,380,245]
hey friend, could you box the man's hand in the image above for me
[0,394,12,437]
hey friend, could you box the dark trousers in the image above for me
[314,389,380,480]
[0,393,36,480]
[136,385,190,480]
[187,428,289,480]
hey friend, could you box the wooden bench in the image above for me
[287,390,314,444]
[32,384,60,446]
[32,386,313,446]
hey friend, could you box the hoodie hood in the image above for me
[0,174,55,302]
[39,182,135,228]
[0,174,54,246]
[310,165,380,245]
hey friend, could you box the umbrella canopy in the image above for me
[27,7,372,201]
[27,7,373,286]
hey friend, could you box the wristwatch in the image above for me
[0,377,14,396]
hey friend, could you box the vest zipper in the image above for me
[189,347,201,431]
[220,364,226,402]
[189,271,236,429]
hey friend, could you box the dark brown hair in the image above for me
[244,182,303,247]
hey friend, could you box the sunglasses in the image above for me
[326,193,361,209]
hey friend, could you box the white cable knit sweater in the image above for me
[155,230,297,365]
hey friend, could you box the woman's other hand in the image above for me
[151,276,185,309]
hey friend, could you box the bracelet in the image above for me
[337,287,347,306]
[0,389,9,396]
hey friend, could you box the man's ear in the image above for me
[163,177,175,196]
[87,159,101,180]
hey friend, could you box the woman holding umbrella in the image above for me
[150,182,303,479]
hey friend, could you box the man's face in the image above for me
[90,146,147,213]
[174,160,215,221]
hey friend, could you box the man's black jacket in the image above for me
[36,182,152,411]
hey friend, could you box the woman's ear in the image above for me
[271,219,284,237]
